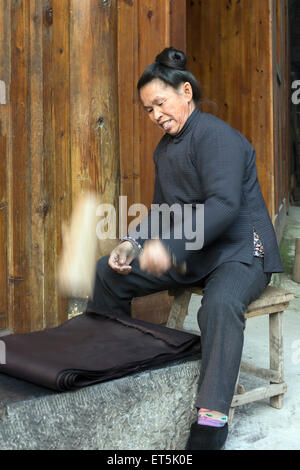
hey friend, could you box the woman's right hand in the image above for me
[108,241,135,275]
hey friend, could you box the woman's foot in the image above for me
[185,421,228,450]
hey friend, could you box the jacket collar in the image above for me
[170,107,200,144]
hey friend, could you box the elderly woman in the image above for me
[87,47,283,450]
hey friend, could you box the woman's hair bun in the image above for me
[155,47,187,71]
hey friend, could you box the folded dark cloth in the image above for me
[0,308,201,392]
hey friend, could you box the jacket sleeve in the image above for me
[191,123,246,247]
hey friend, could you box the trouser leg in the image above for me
[194,257,271,415]
[87,255,182,316]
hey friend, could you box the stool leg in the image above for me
[166,290,192,330]
[269,311,284,409]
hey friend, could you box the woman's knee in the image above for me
[198,294,246,327]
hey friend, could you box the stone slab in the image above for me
[0,357,200,450]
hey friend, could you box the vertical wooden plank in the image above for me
[10,0,32,333]
[28,0,45,331]
[284,0,291,211]
[118,0,139,234]
[138,0,171,209]
[0,0,11,332]
[170,0,186,52]
[269,311,284,408]
[42,0,58,328]
[51,0,70,325]
[251,0,274,219]
[269,0,276,221]
[70,0,119,257]
[42,0,70,328]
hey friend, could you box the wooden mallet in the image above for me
[57,192,98,298]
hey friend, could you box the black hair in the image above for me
[137,47,201,105]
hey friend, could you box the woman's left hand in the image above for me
[139,239,171,276]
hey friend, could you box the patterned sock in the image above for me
[197,408,228,428]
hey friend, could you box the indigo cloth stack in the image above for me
[0,309,201,392]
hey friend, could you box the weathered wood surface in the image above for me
[231,382,288,408]
[269,311,284,408]
[240,361,281,383]
[0,0,10,333]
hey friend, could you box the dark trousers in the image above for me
[87,256,271,416]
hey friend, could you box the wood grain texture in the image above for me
[42,0,70,328]
[10,0,31,333]
[29,0,45,331]
[0,0,11,332]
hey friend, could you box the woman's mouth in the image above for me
[161,120,172,131]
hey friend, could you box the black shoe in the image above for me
[185,421,228,450]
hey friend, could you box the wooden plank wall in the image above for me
[0,0,119,333]
[186,0,290,222]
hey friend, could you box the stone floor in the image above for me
[185,204,300,450]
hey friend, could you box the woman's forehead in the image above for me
[140,79,174,103]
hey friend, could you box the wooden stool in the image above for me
[167,285,294,425]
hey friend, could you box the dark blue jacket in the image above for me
[130,108,283,283]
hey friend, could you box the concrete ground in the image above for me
[185,204,300,450]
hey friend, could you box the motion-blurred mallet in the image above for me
[58,192,98,298]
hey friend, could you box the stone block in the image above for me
[0,358,200,450]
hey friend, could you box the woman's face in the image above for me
[139,79,195,135]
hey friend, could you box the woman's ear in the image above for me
[181,82,193,103]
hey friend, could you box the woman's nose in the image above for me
[153,107,162,122]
